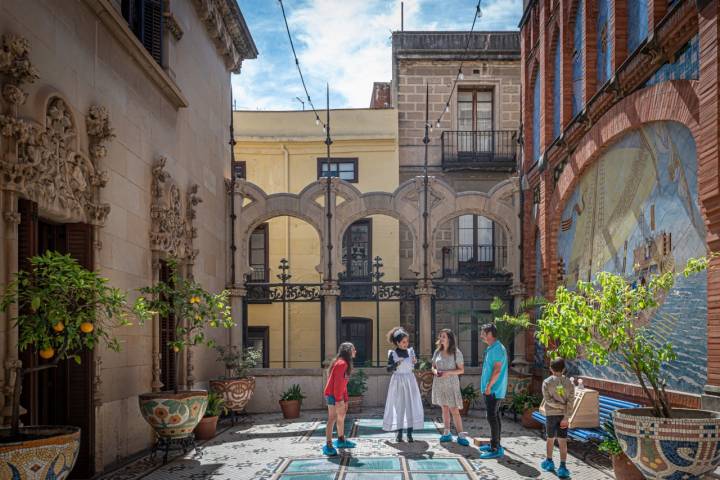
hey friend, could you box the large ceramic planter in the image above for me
[0,426,80,479]
[194,416,219,441]
[209,377,256,414]
[279,399,301,419]
[139,391,208,439]
[414,371,434,405]
[613,408,720,479]
[460,398,472,416]
[521,409,543,429]
[611,452,644,480]
[347,395,363,414]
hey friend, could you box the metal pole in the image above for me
[373,256,384,367]
[278,259,291,368]
[422,84,431,354]
[229,93,237,288]
[401,1,404,31]
[325,85,333,283]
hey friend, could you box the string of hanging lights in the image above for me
[433,0,483,129]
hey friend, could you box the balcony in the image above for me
[441,245,511,280]
[441,130,519,171]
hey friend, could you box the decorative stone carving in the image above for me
[163,11,184,41]
[0,34,39,106]
[93,357,103,407]
[150,156,202,260]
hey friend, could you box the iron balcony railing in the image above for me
[441,245,510,279]
[441,130,519,171]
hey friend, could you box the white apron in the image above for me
[382,347,425,431]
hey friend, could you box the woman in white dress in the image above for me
[432,328,470,446]
[383,327,425,442]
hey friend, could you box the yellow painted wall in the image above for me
[234,109,401,367]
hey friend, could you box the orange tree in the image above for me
[0,251,141,437]
[133,260,233,393]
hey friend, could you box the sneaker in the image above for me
[479,444,494,452]
[407,432,414,443]
[479,447,504,459]
[457,436,470,447]
[334,439,356,449]
[557,465,570,478]
[439,434,453,442]
[540,459,555,472]
[322,444,338,456]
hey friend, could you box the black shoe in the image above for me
[406,428,414,443]
[396,430,403,442]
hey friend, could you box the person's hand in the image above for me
[560,419,569,429]
[484,386,491,396]
[432,368,438,376]
[412,356,417,365]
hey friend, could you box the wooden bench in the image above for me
[531,394,640,442]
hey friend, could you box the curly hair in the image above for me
[386,326,409,346]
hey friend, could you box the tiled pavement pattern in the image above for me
[98,408,616,480]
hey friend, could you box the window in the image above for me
[247,327,269,368]
[158,260,176,392]
[233,161,246,180]
[572,0,585,116]
[249,224,268,282]
[458,215,495,264]
[597,0,612,85]
[122,0,164,65]
[342,220,371,279]
[317,158,358,182]
[458,90,493,153]
[532,71,541,162]
[627,0,649,53]
[553,38,562,139]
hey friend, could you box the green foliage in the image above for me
[510,392,542,414]
[416,358,433,371]
[598,421,623,456]
[215,345,260,379]
[0,251,135,362]
[280,384,306,402]
[133,260,233,353]
[347,368,368,396]
[204,391,227,417]
[460,383,481,402]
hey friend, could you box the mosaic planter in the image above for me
[209,377,255,413]
[138,391,208,439]
[415,371,434,405]
[613,408,720,479]
[611,452,644,480]
[0,426,80,480]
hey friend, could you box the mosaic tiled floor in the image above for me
[97,408,619,480]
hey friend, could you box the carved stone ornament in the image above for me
[403,176,445,210]
[150,156,202,260]
[0,34,113,225]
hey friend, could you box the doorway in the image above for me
[17,199,96,478]
[340,318,372,366]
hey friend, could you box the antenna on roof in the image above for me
[401,1,404,31]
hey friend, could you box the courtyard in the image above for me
[98,408,614,480]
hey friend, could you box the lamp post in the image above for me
[277,258,291,368]
[372,256,384,366]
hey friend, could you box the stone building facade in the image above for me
[520,0,720,408]
[0,0,255,475]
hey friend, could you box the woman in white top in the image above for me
[432,328,469,446]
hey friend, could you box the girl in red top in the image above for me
[322,342,356,456]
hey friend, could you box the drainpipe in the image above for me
[281,144,291,364]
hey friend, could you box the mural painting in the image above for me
[556,121,706,393]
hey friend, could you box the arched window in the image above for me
[572,0,585,116]
[627,0,649,53]
[597,0,611,85]
[532,69,541,162]
[553,36,562,139]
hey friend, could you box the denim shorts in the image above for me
[545,415,568,438]
[326,395,336,405]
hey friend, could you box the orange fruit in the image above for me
[39,347,54,359]
[52,322,65,332]
[80,322,94,333]
[172,346,180,353]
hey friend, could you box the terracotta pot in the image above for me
[347,395,363,414]
[194,416,219,441]
[613,408,720,479]
[611,452,644,480]
[521,409,543,429]
[0,426,80,479]
[138,390,208,439]
[460,398,471,416]
[209,377,256,414]
[414,371,434,405]
[279,399,301,419]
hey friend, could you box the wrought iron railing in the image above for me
[440,245,510,279]
[441,130,518,170]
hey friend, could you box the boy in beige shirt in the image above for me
[540,357,575,478]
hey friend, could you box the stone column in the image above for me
[415,280,435,358]
[321,282,340,361]
[1,192,19,424]
[510,284,530,374]
[228,287,246,350]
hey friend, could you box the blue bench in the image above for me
[531,395,640,442]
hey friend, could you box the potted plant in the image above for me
[210,345,260,421]
[279,384,305,419]
[194,391,227,441]
[460,384,480,416]
[0,252,136,479]
[134,260,233,440]
[346,368,368,413]
[510,392,543,429]
[598,421,643,480]
[414,358,434,405]
[505,255,720,478]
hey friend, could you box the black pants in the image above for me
[484,393,502,450]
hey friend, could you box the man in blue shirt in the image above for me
[479,323,508,459]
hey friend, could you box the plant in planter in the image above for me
[509,392,543,429]
[279,384,306,419]
[346,368,368,413]
[414,358,434,405]
[134,260,233,441]
[460,384,481,416]
[210,345,260,421]
[505,255,720,478]
[598,421,644,480]
[194,391,227,441]
[0,252,136,479]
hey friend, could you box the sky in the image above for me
[232,0,522,111]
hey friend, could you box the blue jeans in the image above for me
[326,395,336,405]
[484,393,502,450]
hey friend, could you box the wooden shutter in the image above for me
[141,0,163,65]
[159,260,177,391]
